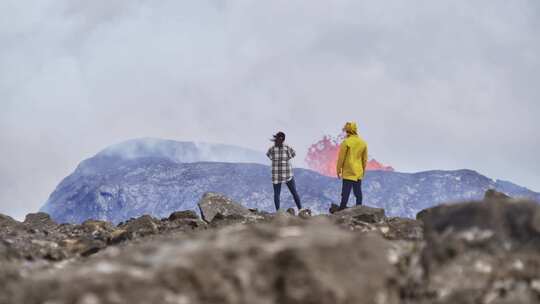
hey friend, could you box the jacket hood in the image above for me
[345,122,358,135]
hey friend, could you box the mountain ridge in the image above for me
[40,157,539,224]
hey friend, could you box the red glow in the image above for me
[305,135,394,177]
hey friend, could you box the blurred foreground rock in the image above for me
[3,219,400,304]
[416,195,540,304]
[1,190,540,303]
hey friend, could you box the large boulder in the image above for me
[417,198,540,303]
[198,192,253,223]
[419,199,540,252]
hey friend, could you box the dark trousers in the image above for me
[273,178,302,211]
[340,179,362,209]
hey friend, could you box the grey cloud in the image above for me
[1,0,539,219]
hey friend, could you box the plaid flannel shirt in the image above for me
[266,144,296,184]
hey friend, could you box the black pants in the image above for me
[340,179,362,209]
[273,178,302,211]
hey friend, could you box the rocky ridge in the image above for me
[2,190,540,303]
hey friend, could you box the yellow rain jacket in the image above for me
[336,122,368,181]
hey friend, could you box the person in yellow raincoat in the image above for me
[336,122,368,209]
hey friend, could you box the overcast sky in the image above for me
[1,0,539,219]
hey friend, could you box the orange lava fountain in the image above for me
[305,135,394,177]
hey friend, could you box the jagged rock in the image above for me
[418,199,540,303]
[23,212,57,231]
[198,192,252,223]
[3,219,400,304]
[249,208,272,217]
[298,209,312,219]
[10,194,540,304]
[381,217,423,241]
[415,204,440,222]
[207,210,271,229]
[209,213,248,228]
[417,189,512,222]
[285,208,296,216]
[168,210,199,221]
[484,188,511,200]
[109,228,129,244]
[333,205,386,223]
[163,217,208,232]
[81,220,114,232]
[420,199,540,251]
[60,237,105,257]
[121,215,160,238]
[329,203,340,214]
[0,214,23,236]
[80,220,116,243]
[0,214,20,228]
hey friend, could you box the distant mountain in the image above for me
[40,139,540,224]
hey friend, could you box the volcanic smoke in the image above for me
[305,135,394,177]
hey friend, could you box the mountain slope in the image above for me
[41,145,540,223]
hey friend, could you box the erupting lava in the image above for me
[305,135,394,177]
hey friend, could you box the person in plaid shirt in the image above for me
[266,132,302,211]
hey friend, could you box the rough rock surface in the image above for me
[23,212,58,231]
[198,192,254,222]
[415,195,540,304]
[333,204,386,223]
[168,210,198,221]
[484,188,511,200]
[3,219,400,304]
[2,190,540,304]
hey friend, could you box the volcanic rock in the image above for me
[23,212,57,231]
[198,192,253,222]
[329,203,340,214]
[109,228,130,244]
[0,214,23,236]
[298,209,312,219]
[0,214,20,228]
[484,188,511,200]
[168,210,199,221]
[60,237,105,257]
[120,215,161,239]
[2,218,400,304]
[285,208,296,216]
[333,204,386,223]
[5,190,540,304]
[381,217,423,241]
[420,199,540,251]
[417,197,540,303]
